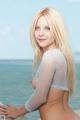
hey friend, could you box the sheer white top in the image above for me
[25,48,69,112]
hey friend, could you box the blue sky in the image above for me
[0,0,80,59]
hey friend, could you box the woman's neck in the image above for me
[43,43,57,53]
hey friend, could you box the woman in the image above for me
[0,7,79,120]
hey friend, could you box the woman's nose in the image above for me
[39,29,44,36]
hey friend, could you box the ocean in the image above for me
[0,58,80,120]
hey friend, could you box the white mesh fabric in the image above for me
[25,49,69,112]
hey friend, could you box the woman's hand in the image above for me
[0,105,19,119]
[0,105,28,119]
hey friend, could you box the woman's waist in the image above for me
[39,102,65,120]
[47,90,64,105]
[39,98,64,113]
[39,95,66,119]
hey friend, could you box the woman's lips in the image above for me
[38,38,47,41]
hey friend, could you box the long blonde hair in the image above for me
[30,7,76,95]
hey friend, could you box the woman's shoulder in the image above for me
[43,48,67,65]
[43,48,67,64]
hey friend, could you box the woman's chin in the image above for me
[38,44,48,48]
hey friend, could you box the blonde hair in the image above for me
[30,7,76,95]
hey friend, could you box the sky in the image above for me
[0,0,80,59]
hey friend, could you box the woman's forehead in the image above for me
[35,16,49,26]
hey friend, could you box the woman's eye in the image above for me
[35,26,40,30]
[45,26,50,30]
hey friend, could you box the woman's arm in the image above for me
[25,52,56,112]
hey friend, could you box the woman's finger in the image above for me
[6,115,16,119]
[0,107,11,117]
[0,111,7,115]
[0,105,8,109]
[0,107,6,111]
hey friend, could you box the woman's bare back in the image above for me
[39,89,75,120]
[39,89,80,120]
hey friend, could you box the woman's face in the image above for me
[34,16,55,50]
